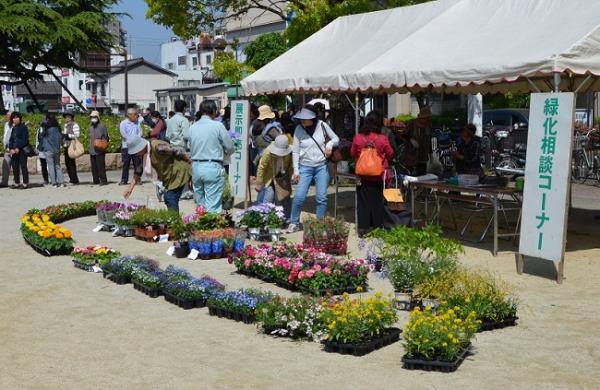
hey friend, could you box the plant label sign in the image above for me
[93,224,104,233]
[188,249,199,260]
[229,100,249,201]
[158,234,169,243]
[166,246,175,256]
[519,93,574,264]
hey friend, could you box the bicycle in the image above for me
[571,128,600,185]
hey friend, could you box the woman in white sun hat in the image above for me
[287,104,339,233]
[255,134,293,220]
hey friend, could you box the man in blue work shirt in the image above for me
[188,100,234,213]
[119,108,142,185]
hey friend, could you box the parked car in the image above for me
[482,109,529,169]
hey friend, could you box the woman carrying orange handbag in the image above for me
[350,110,395,236]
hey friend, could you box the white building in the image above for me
[160,36,220,87]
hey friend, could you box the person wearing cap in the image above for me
[62,111,80,184]
[88,111,109,185]
[188,100,234,213]
[288,104,339,233]
[123,135,191,212]
[166,100,189,151]
[255,134,294,219]
[119,108,143,185]
[252,105,283,203]
[453,123,483,176]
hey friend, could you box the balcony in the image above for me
[79,52,111,72]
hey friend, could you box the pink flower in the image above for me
[244,259,252,268]
[323,267,332,275]
[246,247,255,257]
[314,264,322,271]
[298,271,305,280]
[196,205,206,216]
[306,269,315,278]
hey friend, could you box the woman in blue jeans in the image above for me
[288,105,339,233]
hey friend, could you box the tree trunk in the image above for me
[23,82,44,112]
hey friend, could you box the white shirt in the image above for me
[292,120,339,175]
[3,122,12,149]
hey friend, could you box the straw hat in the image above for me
[268,134,292,157]
[257,105,276,121]
[89,110,100,118]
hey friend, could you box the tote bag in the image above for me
[68,138,85,159]
[355,140,384,177]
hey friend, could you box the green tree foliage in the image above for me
[213,52,253,84]
[243,33,288,70]
[0,1,118,92]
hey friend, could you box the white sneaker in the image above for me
[286,224,299,234]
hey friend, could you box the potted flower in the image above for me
[20,213,74,256]
[402,306,479,372]
[320,292,400,356]
[131,268,164,298]
[169,217,190,258]
[162,273,225,310]
[71,246,120,272]
[236,203,285,241]
[207,289,274,324]
[302,216,349,255]
[256,296,325,340]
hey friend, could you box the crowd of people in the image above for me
[1,100,482,236]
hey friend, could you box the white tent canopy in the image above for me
[241,0,600,96]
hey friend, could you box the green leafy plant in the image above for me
[129,208,180,228]
[403,306,479,361]
[256,295,325,340]
[414,270,519,323]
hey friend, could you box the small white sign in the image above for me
[166,246,175,256]
[519,92,574,263]
[92,265,102,273]
[93,224,104,233]
[158,234,169,243]
[188,249,199,260]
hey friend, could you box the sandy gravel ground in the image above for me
[1,173,599,390]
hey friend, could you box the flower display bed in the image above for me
[302,216,349,255]
[23,234,71,257]
[402,344,471,373]
[72,259,95,272]
[229,243,369,296]
[133,280,162,298]
[323,327,401,356]
[108,274,131,285]
[163,290,205,309]
[207,289,274,325]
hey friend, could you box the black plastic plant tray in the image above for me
[108,274,131,285]
[133,280,162,298]
[479,316,518,332]
[299,285,364,297]
[207,305,256,324]
[23,235,71,257]
[323,327,401,356]
[402,344,471,373]
[163,291,206,309]
[72,259,95,272]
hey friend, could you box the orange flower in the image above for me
[63,230,72,239]
[54,231,63,239]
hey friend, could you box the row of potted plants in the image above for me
[21,213,74,256]
[302,216,350,255]
[229,243,370,296]
[30,201,99,223]
[71,246,121,272]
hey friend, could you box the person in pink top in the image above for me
[351,110,395,236]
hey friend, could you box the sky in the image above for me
[113,0,175,65]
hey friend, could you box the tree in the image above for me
[145,0,431,43]
[213,51,253,85]
[243,33,288,70]
[0,0,118,112]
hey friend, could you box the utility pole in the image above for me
[124,48,128,111]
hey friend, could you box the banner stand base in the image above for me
[517,253,564,284]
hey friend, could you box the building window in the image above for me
[78,80,84,90]
[62,78,68,86]
[167,62,174,70]
[205,54,212,65]
[100,83,106,97]
[178,56,186,66]
[192,56,198,67]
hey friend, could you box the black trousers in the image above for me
[91,154,107,184]
[39,157,49,183]
[120,148,141,184]
[357,180,385,234]
[11,152,29,185]
[64,147,79,184]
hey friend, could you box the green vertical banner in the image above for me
[519,92,574,263]
[229,100,250,201]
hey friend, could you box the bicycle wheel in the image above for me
[571,152,589,184]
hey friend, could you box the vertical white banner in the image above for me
[229,100,249,201]
[468,93,483,137]
[519,93,574,263]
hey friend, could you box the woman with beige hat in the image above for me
[88,111,109,185]
[255,134,294,220]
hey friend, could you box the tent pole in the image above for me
[526,77,541,93]
[554,73,561,93]
[354,92,359,231]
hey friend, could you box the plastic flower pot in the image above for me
[174,242,190,258]
[394,291,413,311]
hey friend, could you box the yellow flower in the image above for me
[42,215,50,222]
[356,286,363,293]
[442,342,447,347]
